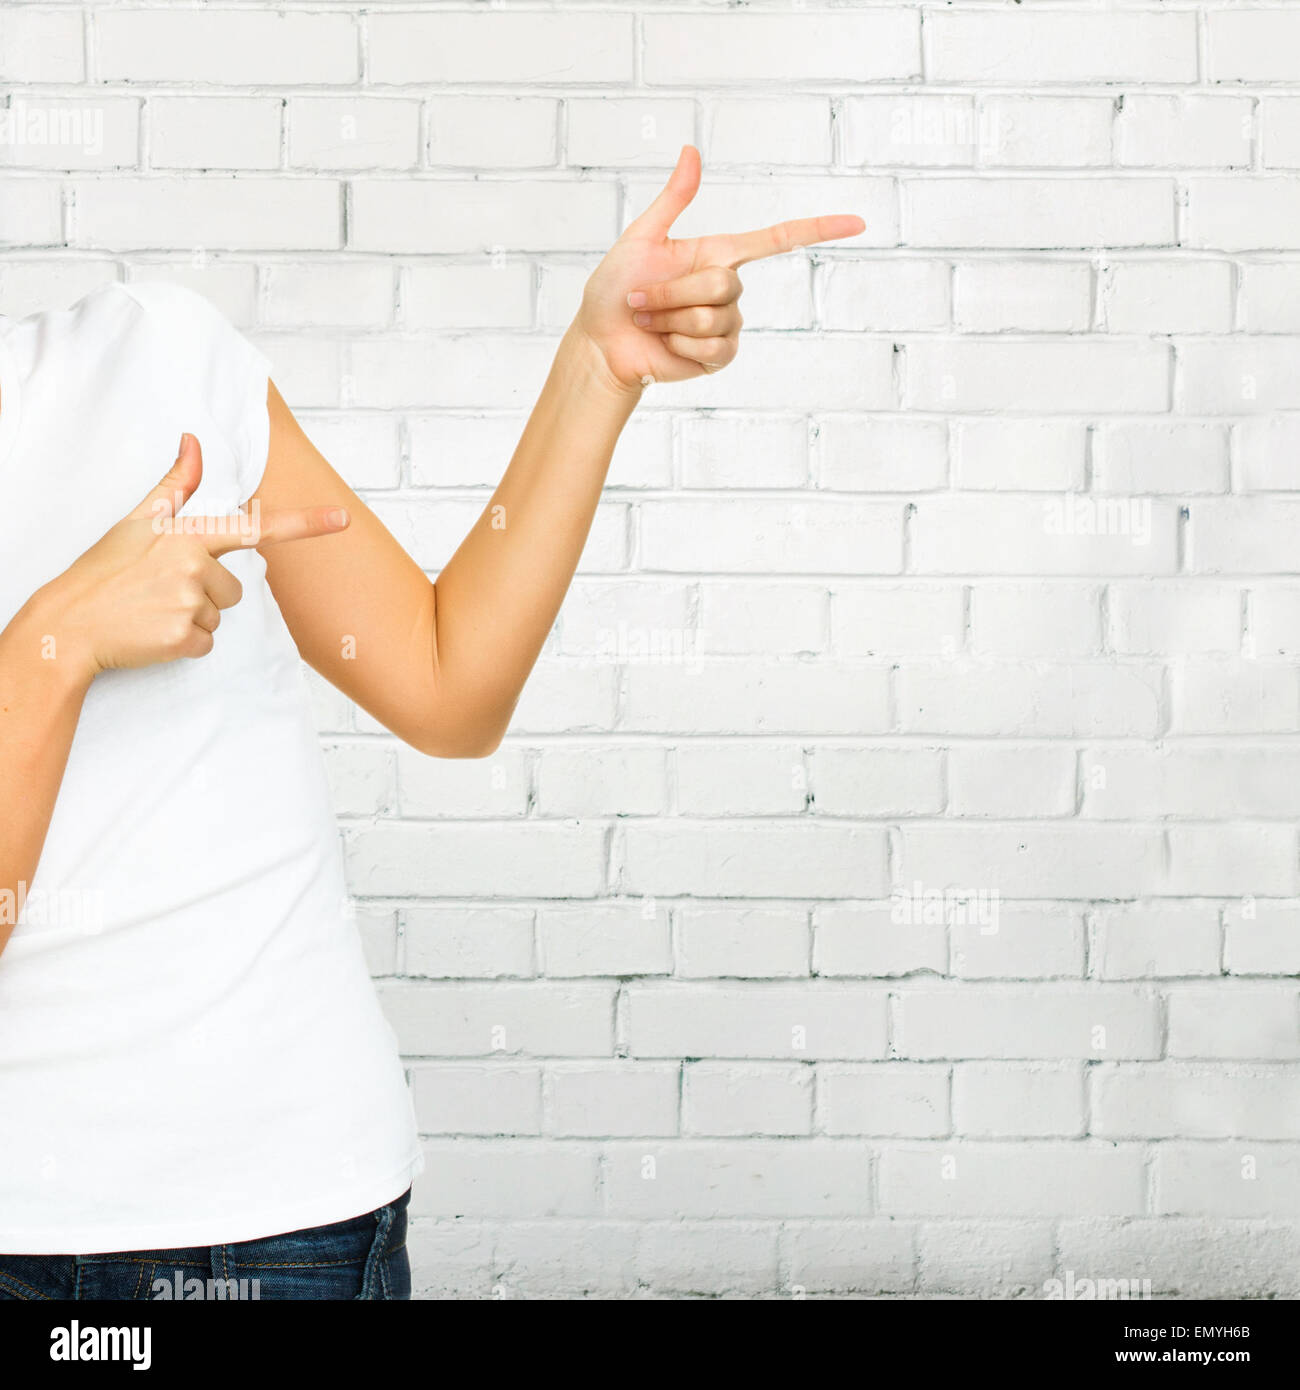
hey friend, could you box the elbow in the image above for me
[450,729,506,760]
[405,720,506,760]
[401,682,515,759]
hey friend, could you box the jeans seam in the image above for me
[234,1258,369,1271]
[0,1271,53,1301]
[89,1255,207,1267]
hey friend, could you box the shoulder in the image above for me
[35,280,248,374]
[114,281,272,496]
[117,279,242,337]
[5,280,248,358]
[115,279,269,394]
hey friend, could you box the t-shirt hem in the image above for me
[0,1149,424,1257]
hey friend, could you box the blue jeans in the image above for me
[0,1189,411,1301]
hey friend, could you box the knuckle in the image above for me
[164,539,206,578]
[707,267,732,299]
[692,305,714,334]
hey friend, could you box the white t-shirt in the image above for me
[0,281,422,1254]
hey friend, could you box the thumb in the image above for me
[625,144,702,240]
[129,433,203,523]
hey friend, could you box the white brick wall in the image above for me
[5,2,1299,1300]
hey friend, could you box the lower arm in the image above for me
[427,322,642,750]
[0,588,94,956]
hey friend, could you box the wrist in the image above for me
[13,581,99,693]
[559,321,644,414]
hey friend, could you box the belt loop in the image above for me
[360,1201,396,1300]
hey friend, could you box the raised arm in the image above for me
[257,145,865,758]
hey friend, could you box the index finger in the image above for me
[194,505,350,557]
[714,213,866,268]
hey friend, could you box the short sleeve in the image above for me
[121,280,273,505]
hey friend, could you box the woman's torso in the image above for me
[0,281,420,1253]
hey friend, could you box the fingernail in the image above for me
[633,311,651,327]
[627,291,647,309]
[328,508,349,528]
[178,432,190,453]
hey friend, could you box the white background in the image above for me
[4,2,1299,1298]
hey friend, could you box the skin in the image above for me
[0,145,864,957]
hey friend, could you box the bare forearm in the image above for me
[0,589,93,957]
[429,322,642,747]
